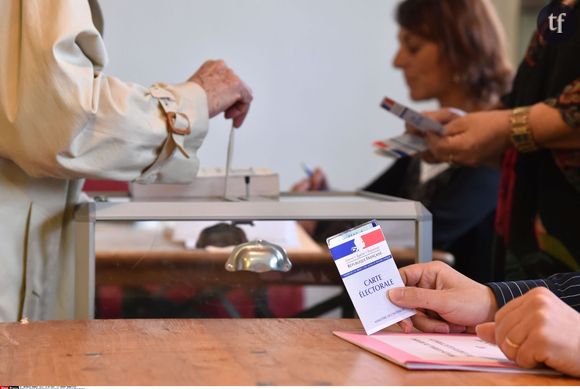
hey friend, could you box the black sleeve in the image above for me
[425,166,500,250]
[487,271,580,312]
[364,161,500,250]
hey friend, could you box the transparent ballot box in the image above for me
[73,191,432,319]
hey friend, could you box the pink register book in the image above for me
[333,330,558,375]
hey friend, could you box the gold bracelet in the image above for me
[510,106,538,153]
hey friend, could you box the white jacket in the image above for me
[0,0,209,321]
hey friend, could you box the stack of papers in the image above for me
[374,97,464,159]
[374,134,429,159]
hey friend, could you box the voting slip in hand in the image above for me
[373,133,429,159]
[374,97,449,159]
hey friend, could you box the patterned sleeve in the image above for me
[487,272,580,313]
[546,78,580,130]
[545,79,580,192]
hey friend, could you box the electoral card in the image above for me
[374,98,466,159]
[326,220,415,335]
[380,97,445,134]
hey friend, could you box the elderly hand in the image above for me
[189,60,253,128]
[388,262,498,333]
[476,287,580,377]
[425,110,512,167]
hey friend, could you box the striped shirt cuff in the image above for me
[487,272,580,312]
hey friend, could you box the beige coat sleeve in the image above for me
[0,0,209,183]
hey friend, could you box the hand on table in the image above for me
[476,287,580,377]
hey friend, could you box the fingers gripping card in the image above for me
[327,220,415,334]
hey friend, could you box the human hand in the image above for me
[388,262,498,333]
[291,168,328,192]
[405,108,462,137]
[189,60,253,128]
[425,110,512,167]
[476,287,580,377]
[405,108,463,164]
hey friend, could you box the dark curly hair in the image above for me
[396,0,513,105]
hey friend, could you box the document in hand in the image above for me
[326,221,415,335]
[374,97,445,158]
[333,330,558,375]
[374,98,466,159]
[374,133,429,159]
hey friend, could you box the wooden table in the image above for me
[1,319,577,386]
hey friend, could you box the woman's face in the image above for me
[393,28,455,102]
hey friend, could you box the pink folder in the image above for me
[334,330,558,375]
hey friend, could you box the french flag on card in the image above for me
[361,228,384,247]
[326,220,415,334]
[329,226,386,261]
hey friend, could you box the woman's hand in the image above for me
[291,168,328,192]
[406,108,464,164]
[425,110,512,167]
[290,167,329,236]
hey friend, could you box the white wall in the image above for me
[491,0,522,65]
[98,0,428,191]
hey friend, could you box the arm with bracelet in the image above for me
[424,78,580,167]
[515,79,580,151]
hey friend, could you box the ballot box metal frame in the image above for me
[73,191,432,319]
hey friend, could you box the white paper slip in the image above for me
[375,98,467,159]
[380,97,445,134]
[326,220,415,335]
[374,133,428,159]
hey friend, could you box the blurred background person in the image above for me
[423,0,579,281]
[293,0,513,282]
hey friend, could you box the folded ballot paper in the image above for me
[326,220,415,335]
[333,331,558,375]
[130,167,279,199]
[374,97,446,159]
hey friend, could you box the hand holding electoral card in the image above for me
[388,262,498,333]
[381,97,446,135]
[374,98,464,159]
[326,220,415,335]
[388,262,580,377]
